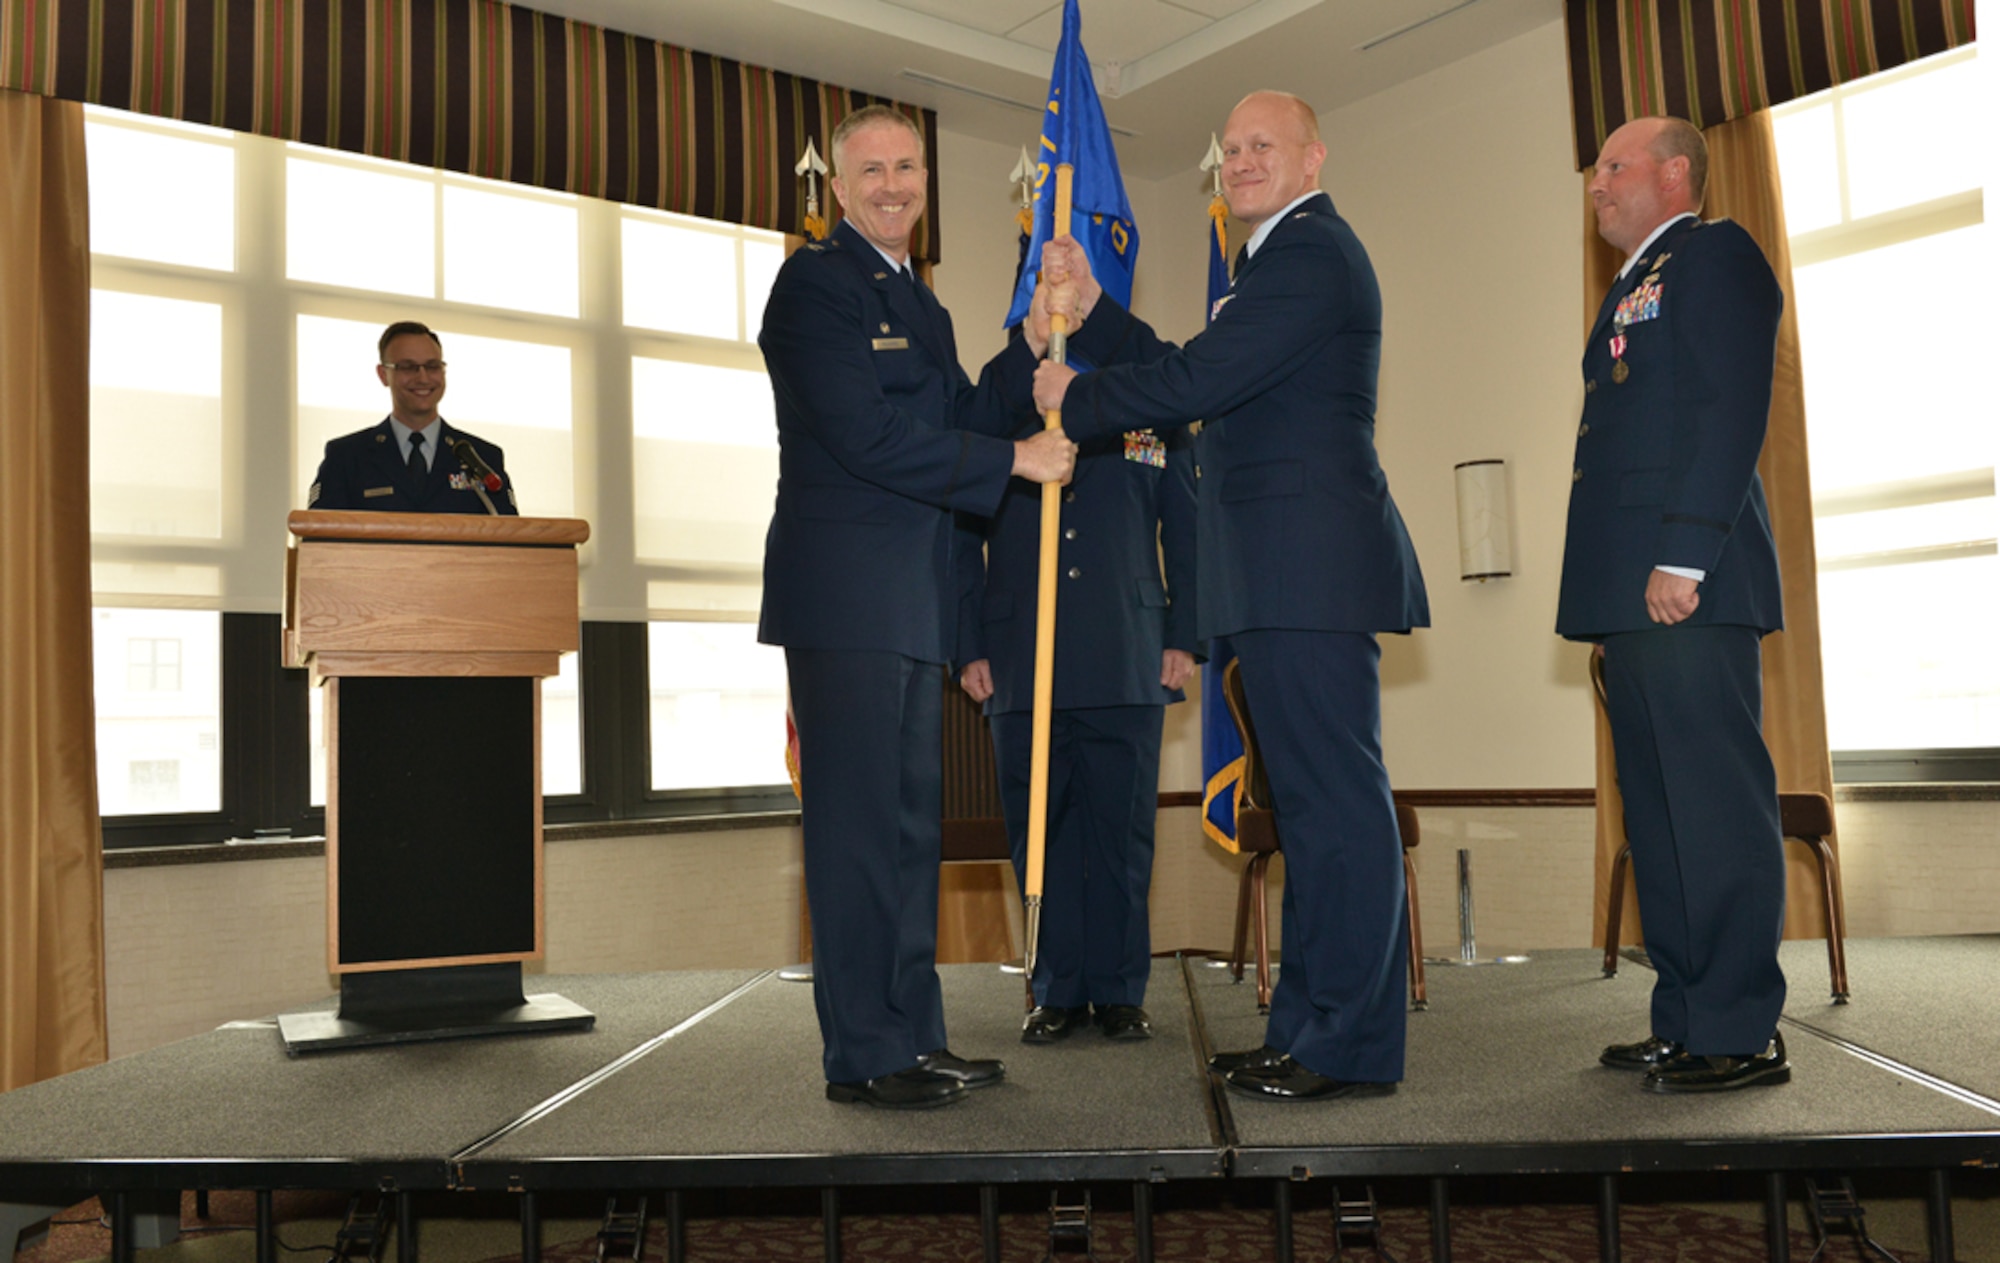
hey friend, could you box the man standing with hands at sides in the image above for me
[954,376,1199,1046]
[308,321,517,515]
[1563,117,1789,1094]
[758,104,1078,1110]
[1032,90,1428,1102]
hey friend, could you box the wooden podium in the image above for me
[278,510,595,1054]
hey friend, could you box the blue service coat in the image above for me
[1556,215,1784,638]
[759,220,1039,662]
[308,419,518,515]
[1057,192,1428,639]
[956,425,1199,714]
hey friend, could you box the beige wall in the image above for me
[1325,20,1597,790]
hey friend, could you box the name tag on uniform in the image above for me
[1124,430,1166,468]
[363,486,395,498]
[872,336,909,351]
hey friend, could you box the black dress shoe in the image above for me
[1225,1056,1397,1102]
[1022,1005,1088,1044]
[1600,1034,1685,1071]
[825,1066,966,1109]
[919,1048,1005,1089]
[1208,1044,1286,1074]
[1644,1033,1790,1094]
[1095,1005,1153,1041]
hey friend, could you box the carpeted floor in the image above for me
[12,1185,1977,1263]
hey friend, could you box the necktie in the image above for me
[407,430,427,498]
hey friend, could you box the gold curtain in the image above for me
[1588,110,1838,948]
[0,88,108,1091]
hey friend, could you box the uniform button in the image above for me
[1194,465,1202,479]
[1063,528,1077,540]
[1067,566,1082,579]
[1585,379,1597,394]
[1063,490,1076,503]
[1572,468,1584,483]
[1578,423,1590,437]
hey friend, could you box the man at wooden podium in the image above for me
[307,321,518,515]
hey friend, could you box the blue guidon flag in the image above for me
[1002,0,1138,332]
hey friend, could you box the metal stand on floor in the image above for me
[1804,1177,1901,1262]
[1423,849,1529,966]
[1330,1184,1398,1262]
[593,1196,648,1263]
[1043,1188,1093,1259]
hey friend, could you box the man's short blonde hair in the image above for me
[829,105,925,176]
[1648,116,1709,208]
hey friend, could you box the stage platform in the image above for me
[4,938,1997,1263]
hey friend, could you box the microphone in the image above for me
[450,438,503,492]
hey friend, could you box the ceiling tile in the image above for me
[1006,0,1212,65]
[1159,0,1262,17]
[884,0,1058,38]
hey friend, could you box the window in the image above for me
[84,107,792,844]
[92,609,221,817]
[1773,46,1995,780]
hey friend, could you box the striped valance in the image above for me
[0,0,942,261]
[1565,0,1976,169]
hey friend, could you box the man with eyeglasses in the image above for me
[307,321,519,515]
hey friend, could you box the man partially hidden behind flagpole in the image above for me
[757,104,1076,1110]
[1033,91,1429,1103]
[955,0,1193,1046]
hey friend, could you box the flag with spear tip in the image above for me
[1010,0,1137,985]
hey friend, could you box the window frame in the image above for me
[86,109,795,848]
[1774,45,1995,784]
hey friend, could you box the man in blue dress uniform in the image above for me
[757,105,1077,1109]
[954,405,1198,1044]
[307,321,517,515]
[1032,91,1428,1102]
[1562,116,1790,1094]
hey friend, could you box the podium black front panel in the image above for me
[336,675,536,966]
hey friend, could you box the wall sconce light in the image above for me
[1454,459,1512,582]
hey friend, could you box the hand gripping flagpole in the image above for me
[1023,163,1075,987]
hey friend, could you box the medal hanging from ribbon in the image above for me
[1610,333,1629,383]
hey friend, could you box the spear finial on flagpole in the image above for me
[1200,132,1225,199]
[1011,145,1036,237]
[796,137,829,240]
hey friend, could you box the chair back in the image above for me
[940,674,1011,862]
[1222,659,1275,814]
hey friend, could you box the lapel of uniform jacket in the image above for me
[836,221,951,371]
[1232,191,1333,292]
[1588,215,1699,349]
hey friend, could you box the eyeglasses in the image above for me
[384,360,448,375]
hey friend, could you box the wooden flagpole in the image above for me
[1022,163,1074,984]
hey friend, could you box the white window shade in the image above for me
[84,114,235,271]
[287,155,435,297]
[443,183,581,318]
[630,357,777,617]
